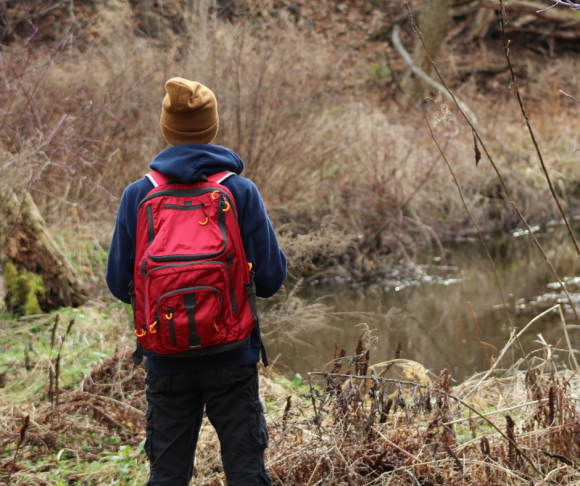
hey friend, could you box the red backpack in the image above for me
[130,170,258,360]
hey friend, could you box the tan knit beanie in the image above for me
[160,78,219,145]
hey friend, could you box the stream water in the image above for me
[267,221,580,382]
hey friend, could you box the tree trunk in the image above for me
[468,8,495,42]
[0,188,87,310]
[402,0,452,95]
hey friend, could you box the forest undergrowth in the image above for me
[1,0,579,267]
[1,312,579,485]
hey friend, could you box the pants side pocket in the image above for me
[144,405,154,462]
[247,399,269,450]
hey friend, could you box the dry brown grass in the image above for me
[1,0,579,269]
[2,318,579,485]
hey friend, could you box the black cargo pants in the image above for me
[144,364,271,486]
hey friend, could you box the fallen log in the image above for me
[479,0,580,24]
[0,186,87,311]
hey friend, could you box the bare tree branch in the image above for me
[538,0,580,12]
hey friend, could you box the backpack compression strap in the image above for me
[146,170,235,187]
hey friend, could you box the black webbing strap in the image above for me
[183,294,201,347]
[132,339,144,365]
[167,174,209,184]
[260,342,269,367]
[146,205,154,246]
[167,310,177,347]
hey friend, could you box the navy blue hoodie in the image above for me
[106,144,287,374]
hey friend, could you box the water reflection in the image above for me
[266,224,580,382]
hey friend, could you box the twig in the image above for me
[540,0,580,11]
[48,315,60,406]
[79,393,145,417]
[444,399,548,425]
[55,319,75,410]
[541,450,574,467]
[465,305,560,398]
[305,454,325,486]
[559,90,580,104]
[67,0,90,42]
[376,429,421,462]
[18,314,50,321]
[443,442,464,475]
[385,43,402,93]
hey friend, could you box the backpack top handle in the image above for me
[146,170,235,187]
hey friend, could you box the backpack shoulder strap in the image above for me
[207,171,236,184]
[145,171,169,188]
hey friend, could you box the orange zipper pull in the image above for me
[149,318,158,334]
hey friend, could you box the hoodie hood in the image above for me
[150,144,244,183]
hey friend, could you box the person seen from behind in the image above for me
[106,77,287,485]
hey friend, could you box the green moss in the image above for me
[4,260,45,316]
[368,61,391,81]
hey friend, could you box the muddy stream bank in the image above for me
[267,221,580,382]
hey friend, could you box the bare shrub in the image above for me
[258,280,333,348]
[277,219,353,276]
[1,1,580,268]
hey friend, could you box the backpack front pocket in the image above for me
[157,286,224,350]
[144,193,230,262]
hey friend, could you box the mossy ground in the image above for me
[4,260,46,316]
[0,306,130,398]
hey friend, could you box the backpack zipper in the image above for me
[138,187,237,221]
[163,203,204,210]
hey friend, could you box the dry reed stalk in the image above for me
[54,319,75,410]
[498,0,580,262]
[3,415,29,486]
[468,302,510,406]
[310,371,546,478]
[557,305,580,375]
[48,315,59,407]
[268,342,579,485]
